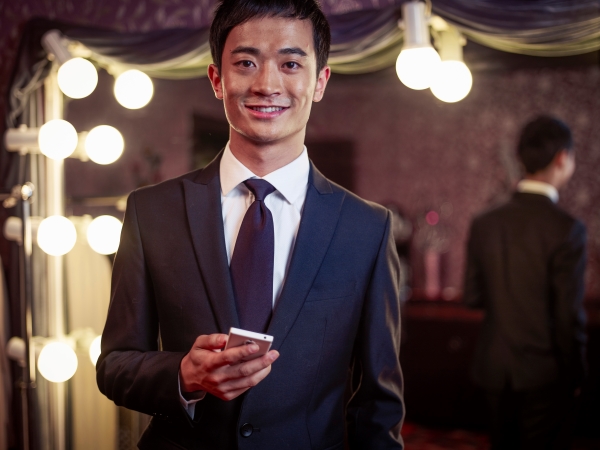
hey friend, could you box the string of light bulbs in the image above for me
[2,29,144,390]
[396,1,473,103]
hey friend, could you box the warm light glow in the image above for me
[57,57,98,99]
[426,211,440,226]
[396,47,441,90]
[37,216,77,256]
[114,69,154,109]
[87,215,122,255]
[38,119,78,160]
[38,341,78,383]
[85,125,124,165]
[89,335,102,366]
[430,61,473,103]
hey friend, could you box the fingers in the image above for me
[218,350,279,382]
[194,333,228,351]
[212,343,262,368]
[219,366,271,399]
[183,336,280,399]
[234,350,279,376]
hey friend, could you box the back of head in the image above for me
[209,0,331,75]
[517,115,573,174]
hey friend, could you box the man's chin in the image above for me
[234,130,294,146]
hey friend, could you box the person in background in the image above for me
[96,0,405,448]
[463,115,586,450]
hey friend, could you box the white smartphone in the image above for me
[223,327,273,362]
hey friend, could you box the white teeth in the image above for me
[251,106,284,113]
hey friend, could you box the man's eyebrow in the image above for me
[231,46,260,56]
[279,47,308,57]
[230,46,308,57]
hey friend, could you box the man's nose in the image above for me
[251,62,282,97]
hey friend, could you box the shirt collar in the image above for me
[220,142,310,204]
[517,179,559,203]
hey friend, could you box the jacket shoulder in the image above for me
[470,194,584,235]
[127,169,203,203]
[327,180,390,227]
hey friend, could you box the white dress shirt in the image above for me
[180,142,310,418]
[517,179,559,203]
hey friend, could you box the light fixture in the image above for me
[6,336,26,366]
[86,215,122,255]
[5,122,125,164]
[57,58,98,99]
[3,216,42,245]
[430,26,473,103]
[37,215,77,256]
[396,1,440,90]
[85,125,124,165]
[42,30,98,99]
[37,341,78,383]
[89,335,102,366]
[38,119,79,160]
[114,69,154,109]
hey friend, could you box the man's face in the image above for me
[208,16,330,149]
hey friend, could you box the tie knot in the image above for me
[244,179,276,202]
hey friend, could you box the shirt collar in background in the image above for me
[220,142,310,205]
[517,179,559,203]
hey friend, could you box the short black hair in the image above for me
[517,115,573,174]
[209,0,331,76]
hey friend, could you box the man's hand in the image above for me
[179,333,279,401]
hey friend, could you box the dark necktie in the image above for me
[230,179,276,333]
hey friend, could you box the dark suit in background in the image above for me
[97,155,404,449]
[464,191,587,449]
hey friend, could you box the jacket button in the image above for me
[240,423,253,438]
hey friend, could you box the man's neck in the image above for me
[229,134,305,177]
[523,172,560,190]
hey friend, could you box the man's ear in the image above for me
[313,66,331,102]
[208,64,224,100]
[554,149,570,168]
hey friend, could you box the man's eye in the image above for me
[284,62,300,69]
[239,60,254,68]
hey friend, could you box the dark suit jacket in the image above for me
[463,192,587,391]
[97,154,404,450]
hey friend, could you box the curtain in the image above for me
[3,1,599,132]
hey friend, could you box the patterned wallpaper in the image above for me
[308,66,600,300]
[1,0,600,300]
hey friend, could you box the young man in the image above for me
[464,116,587,449]
[97,1,405,448]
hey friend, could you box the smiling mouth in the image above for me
[247,106,287,113]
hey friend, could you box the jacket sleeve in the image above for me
[550,220,587,387]
[347,211,405,449]
[96,191,188,421]
[463,220,485,309]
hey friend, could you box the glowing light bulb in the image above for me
[430,60,473,103]
[396,47,441,90]
[89,335,102,366]
[85,125,124,165]
[37,216,77,256]
[38,119,78,160]
[87,215,122,255]
[57,57,98,99]
[38,341,78,383]
[114,70,154,109]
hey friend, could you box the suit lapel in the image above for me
[267,163,345,349]
[183,154,239,332]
